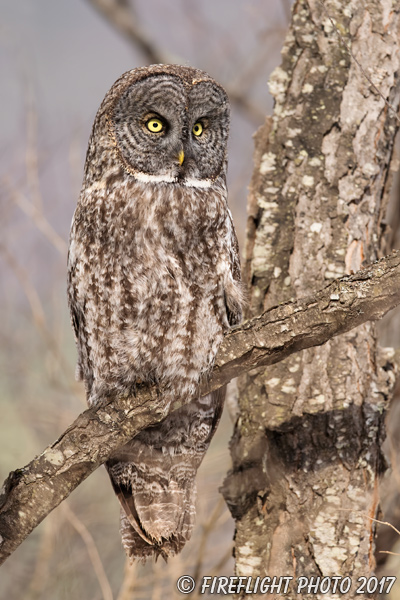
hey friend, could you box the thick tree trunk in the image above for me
[222,1,400,597]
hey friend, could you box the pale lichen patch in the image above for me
[313,394,326,404]
[63,447,76,458]
[236,540,263,575]
[343,5,352,17]
[309,157,322,167]
[325,263,345,279]
[302,83,314,94]
[310,222,323,233]
[260,152,277,174]
[362,162,379,177]
[288,127,302,138]
[310,516,348,574]
[268,66,290,101]
[302,34,315,44]
[240,543,255,556]
[45,449,64,466]
[302,175,314,187]
[98,411,112,423]
[282,378,297,394]
[322,17,335,34]
[263,223,278,235]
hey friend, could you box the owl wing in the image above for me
[67,227,98,394]
[224,208,243,327]
[67,243,86,384]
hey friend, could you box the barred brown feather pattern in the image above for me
[67,65,242,560]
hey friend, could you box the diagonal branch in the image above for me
[86,0,265,123]
[0,250,399,565]
[86,0,173,65]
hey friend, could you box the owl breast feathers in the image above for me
[67,64,242,560]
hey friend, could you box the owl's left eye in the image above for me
[192,122,203,137]
[146,118,164,133]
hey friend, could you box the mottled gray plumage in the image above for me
[67,64,242,560]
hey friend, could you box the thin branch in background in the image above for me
[85,0,265,123]
[367,515,400,557]
[26,513,57,600]
[209,545,233,575]
[3,178,67,256]
[150,558,165,600]
[0,242,47,331]
[86,0,176,64]
[116,561,137,600]
[24,83,43,211]
[63,503,114,600]
[0,241,79,396]
[192,496,227,583]
[181,0,209,59]
[167,551,185,600]
[190,544,234,600]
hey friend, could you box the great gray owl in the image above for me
[67,64,242,560]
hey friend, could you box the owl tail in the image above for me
[107,465,197,561]
[106,387,226,561]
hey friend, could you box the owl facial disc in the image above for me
[109,68,230,187]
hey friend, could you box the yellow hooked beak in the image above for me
[178,150,184,166]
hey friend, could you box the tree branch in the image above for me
[0,250,399,565]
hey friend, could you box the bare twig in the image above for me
[0,242,47,330]
[0,241,73,384]
[116,560,137,600]
[25,84,43,211]
[26,513,56,599]
[3,178,67,256]
[0,250,400,564]
[366,515,400,539]
[86,0,176,64]
[192,496,226,582]
[85,0,265,123]
[190,542,234,600]
[63,503,113,600]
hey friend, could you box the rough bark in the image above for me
[1,251,400,566]
[221,1,400,597]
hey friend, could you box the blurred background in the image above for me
[0,1,399,599]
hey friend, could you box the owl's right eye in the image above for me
[146,118,164,133]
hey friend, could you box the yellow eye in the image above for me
[146,118,164,133]
[192,122,203,137]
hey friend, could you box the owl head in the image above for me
[85,64,230,189]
